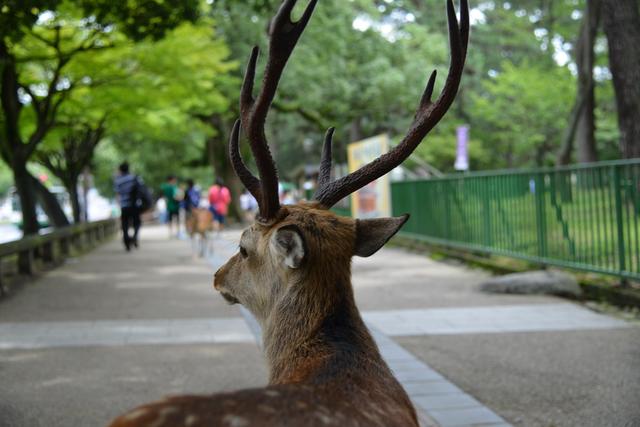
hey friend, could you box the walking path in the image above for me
[0,225,637,427]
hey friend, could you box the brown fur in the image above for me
[109,203,418,427]
[186,208,214,257]
[186,208,214,237]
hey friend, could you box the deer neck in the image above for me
[262,263,381,385]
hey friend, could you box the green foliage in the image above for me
[18,9,236,196]
[594,79,621,160]
[472,61,576,168]
[2,0,626,211]
[206,0,611,176]
[0,0,199,41]
[0,0,61,40]
[77,0,199,41]
[0,161,12,196]
[98,21,234,193]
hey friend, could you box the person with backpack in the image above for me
[208,178,231,232]
[183,179,201,212]
[182,179,201,231]
[114,162,149,251]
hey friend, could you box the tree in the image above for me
[601,0,640,158]
[107,21,233,193]
[208,0,454,179]
[572,0,601,163]
[33,20,232,220]
[0,0,199,234]
[36,118,104,222]
[472,62,575,168]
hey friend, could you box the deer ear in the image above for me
[354,214,409,257]
[272,225,306,269]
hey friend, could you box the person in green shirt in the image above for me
[160,175,180,237]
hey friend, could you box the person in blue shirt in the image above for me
[114,162,142,251]
[183,179,201,213]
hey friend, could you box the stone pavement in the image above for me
[0,224,638,427]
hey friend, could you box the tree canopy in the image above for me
[1,0,638,231]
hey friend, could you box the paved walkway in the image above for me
[0,225,638,427]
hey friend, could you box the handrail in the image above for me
[396,158,640,182]
[0,218,118,295]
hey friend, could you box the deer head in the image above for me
[215,204,408,317]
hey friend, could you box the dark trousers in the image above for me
[121,206,141,249]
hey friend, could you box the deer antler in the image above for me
[314,0,469,208]
[230,0,319,220]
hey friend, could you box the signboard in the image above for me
[347,134,391,218]
[454,125,470,171]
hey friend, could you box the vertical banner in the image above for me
[454,125,470,171]
[347,134,391,218]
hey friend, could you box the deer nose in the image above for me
[213,268,223,290]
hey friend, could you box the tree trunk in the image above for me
[67,183,81,224]
[13,163,39,234]
[30,175,71,227]
[574,0,600,163]
[602,0,640,158]
[2,41,40,235]
[82,168,91,222]
[556,82,592,166]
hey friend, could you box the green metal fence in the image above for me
[391,159,640,280]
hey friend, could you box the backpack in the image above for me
[131,176,153,212]
[187,188,200,208]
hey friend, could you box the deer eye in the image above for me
[239,246,248,258]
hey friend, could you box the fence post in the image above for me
[60,237,70,256]
[534,173,548,260]
[482,177,493,247]
[41,241,54,263]
[18,249,34,275]
[444,181,452,239]
[612,165,628,285]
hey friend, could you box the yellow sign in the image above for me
[347,134,391,218]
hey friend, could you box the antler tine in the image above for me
[240,47,260,118]
[416,70,437,118]
[229,119,262,201]
[315,127,335,193]
[252,0,319,123]
[315,0,469,209]
[239,46,281,220]
[238,0,319,220]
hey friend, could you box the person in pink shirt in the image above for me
[208,178,231,231]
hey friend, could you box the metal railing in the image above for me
[391,159,640,281]
[0,219,118,295]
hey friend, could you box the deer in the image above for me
[186,208,215,257]
[109,0,468,426]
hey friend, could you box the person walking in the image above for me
[114,162,142,251]
[182,179,200,232]
[160,175,180,237]
[208,178,231,232]
[183,179,201,214]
